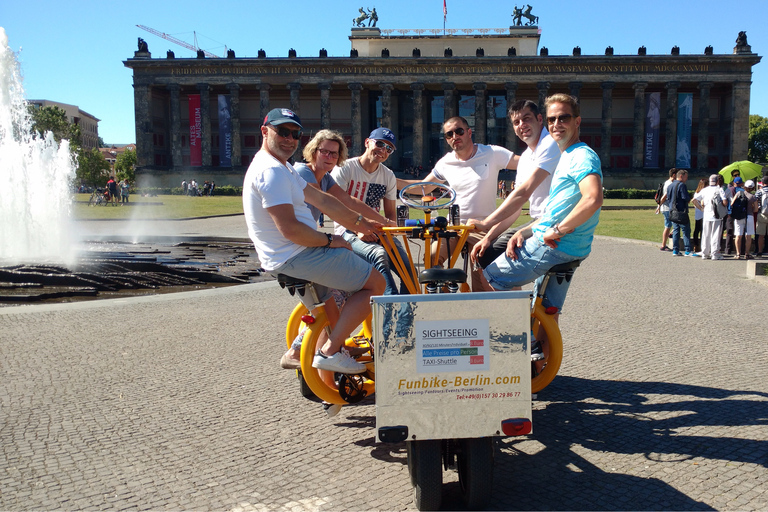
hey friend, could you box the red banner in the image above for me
[188,94,202,166]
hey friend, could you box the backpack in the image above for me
[654,182,664,205]
[758,191,768,223]
[731,190,748,220]
[711,190,726,220]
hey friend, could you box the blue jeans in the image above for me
[671,221,692,253]
[483,236,581,311]
[343,231,411,295]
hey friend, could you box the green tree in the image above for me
[28,105,81,149]
[114,148,137,183]
[748,114,768,163]
[77,148,111,187]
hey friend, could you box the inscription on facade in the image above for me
[166,62,713,77]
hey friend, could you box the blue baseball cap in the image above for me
[368,127,396,149]
[733,176,744,185]
[263,108,302,128]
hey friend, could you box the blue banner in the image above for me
[218,95,232,167]
[644,92,660,168]
[676,93,693,168]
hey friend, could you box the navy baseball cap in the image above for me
[733,176,744,185]
[368,127,396,149]
[263,108,303,128]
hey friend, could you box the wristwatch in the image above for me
[552,224,564,236]
[324,233,333,247]
[354,214,363,226]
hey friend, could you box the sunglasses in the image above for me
[270,125,302,140]
[546,114,573,125]
[443,127,465,140]
[374,140,395,154]
[317,148,339,159]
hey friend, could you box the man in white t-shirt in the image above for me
[243,108,385,375]
[397,116,519,291]
[331,128,413,295]
[692,174,728,260]
[468,99,561,279]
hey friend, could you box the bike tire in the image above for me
[457,437,494,510]
[530,305,563,393]
[286,302,373,348]
[408,440,443,511]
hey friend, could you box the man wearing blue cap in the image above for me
[243,108,385,374]
[331,127,414,295]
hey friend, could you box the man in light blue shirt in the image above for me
[484,93,603,312]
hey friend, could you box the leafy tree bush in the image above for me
[748,114,768,163]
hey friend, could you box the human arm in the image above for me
[469,166,551,232]
[266,203,351,249]
[470,213,519,262]
[541,174,603,249]
[303,185,380,236]
[396,171,443,193]
[505,219,540,259]
[326,183,394,226]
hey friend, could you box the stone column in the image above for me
[697,82,713,170]
[319,83,332,129]
[349,82,363,157]
[259,84,271,146]
[569,81,583,101]
[473,83,488,144]
[167,84,182,169]
[442,82,457,121]
[227,83,241,167]
[665,81,680,169]
[287,83,302,155]
[632,82,648,170]
[537,81,550,112]
[600,82,615,169]
[197,83,211,167]
[731,81,751,162]
[412,83,425,168]
[132,82,152,168]
[380,83,394,129]
[505,82,518,152]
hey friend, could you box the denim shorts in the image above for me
[662,210,672,228]
[483,236,581,311]
[274,246,373,308]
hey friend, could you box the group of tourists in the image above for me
[658,168,768,259]
[243,94,604,395]
[181,179,216,196]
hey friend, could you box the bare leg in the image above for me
[320,270,385,356]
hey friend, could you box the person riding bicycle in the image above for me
[482,94,603,314]
[243,108,386,375]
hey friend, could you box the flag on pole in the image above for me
[443,0,447,21]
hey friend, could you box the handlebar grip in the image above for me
[404,219,423,227]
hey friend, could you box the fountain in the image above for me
[0,28,264,305]
[0,27,77,265]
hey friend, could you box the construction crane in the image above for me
[136,25,221,58]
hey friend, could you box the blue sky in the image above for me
[3,0,765,144]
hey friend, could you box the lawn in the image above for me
[73,194,669,243]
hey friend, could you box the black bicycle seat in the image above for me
[547,260,582,273]
[277,274,311,296]
[418,268,467,284]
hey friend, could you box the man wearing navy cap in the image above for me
[331,127,414,295]
[243,108,385,375]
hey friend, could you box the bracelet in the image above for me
[324,233,333,247]
[354,214,363,226]
[552,224,564,236]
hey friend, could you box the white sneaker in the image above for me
[313,349,366,374]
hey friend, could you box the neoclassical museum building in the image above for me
[124,21,760,189]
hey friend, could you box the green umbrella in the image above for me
[718,161,764,184]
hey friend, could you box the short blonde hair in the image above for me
[302,130,348,166]
[544,93,580,118]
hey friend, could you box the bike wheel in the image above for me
[298,310,375,406]
[530,305,563,393]
[88,194,97,206]
[286,302,373,348]
[407,440,443,511]
[457,437,494,510]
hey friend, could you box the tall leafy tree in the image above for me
[114,148,137,183]
[748,114,768,163]
[77,148,111,187]
[28,105,81,149]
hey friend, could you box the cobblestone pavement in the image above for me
[2,228,767,511]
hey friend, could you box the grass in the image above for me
[72,194,670,243]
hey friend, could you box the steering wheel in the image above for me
[399,182,457,211]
